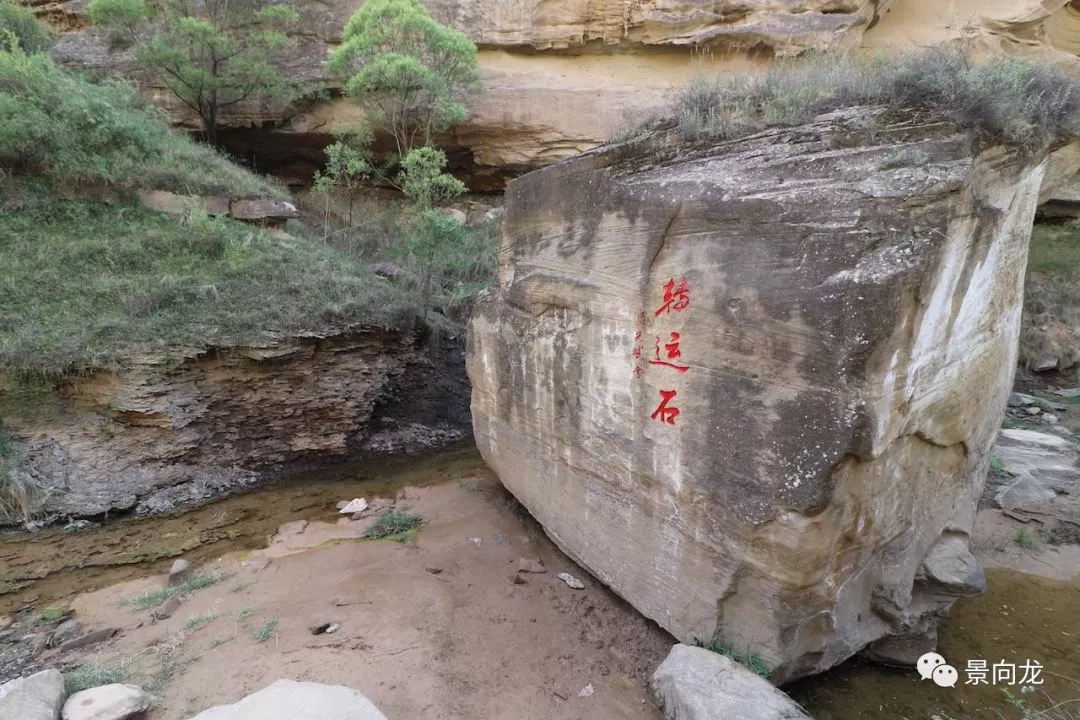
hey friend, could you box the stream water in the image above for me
[1,444,1077,719]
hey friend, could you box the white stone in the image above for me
[168,558,190,587]
[338,498,368,515]
[557,572,585,590]
[650,645,809,720]
[0,669,66,720]
[185,679,387,720]
[62,684,151,720]
[578,684,594,697]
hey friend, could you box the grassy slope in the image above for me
[0,178,417,374]
[1025,224,1080,347]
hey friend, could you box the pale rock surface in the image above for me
[651,644,809,720]
[168,558,190,586]
[0,668,65,720]
[228,197,299,222]
[993,429,1080,511]
[185,679,387,720]
[61,684,151,720]
[467,111,1046,681]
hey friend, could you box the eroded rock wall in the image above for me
[5,330,469,520]
[466,113,1046,681]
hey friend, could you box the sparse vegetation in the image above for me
[253,617,278,643]
[989,454,1011,483]
[209,636,234,649]
[1014,527,1047,552]
[639,50,1080,155]
[363,508,423,540]
[65,660,134,694]
[694,637,771,678]
[235,607,255,621]
[119,571,230,610]
[183,611,219,631]
[37,605,68,623]
[0,425,40,525]
[1023,224,1080,369]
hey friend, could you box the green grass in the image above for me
[37,605,68,623]
[0,178,420,374]
[363,508,422,540]
[694,638,771,678]
[633,50,1080,155]
[1022,224,1080,368]
[235,607,255,621]
[209,636,234,649]
[253,618,278,643]
[1015,527,1047,552]
[65,659,135,694]
[119,571,230,610]
[0,425,39,524]
[183,612,219,631]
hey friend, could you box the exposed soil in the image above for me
[4,466,673,720]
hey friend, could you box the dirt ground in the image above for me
[48,471,674,720]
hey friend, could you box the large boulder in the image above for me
[0,668,66,720]
[467,111,1047,681]
[185,680,386,720]
[61,684,151,720]
[651,644,809,720]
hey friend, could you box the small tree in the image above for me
[87,0,300,145]
[0,0,54,53]
[326,0,481,161]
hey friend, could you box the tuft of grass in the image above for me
[1015,527,1047,552]
[694,638,772,678]
[253,618,278,643]
[0,425,41,526]
[235,607,255,622]
[37,605,68,623]
[119,571,231,610]
[209,636,234,649]
[989,454,1011,483]
[363,508,422,540]
[65,659,134,694]
[639,50,1080,155]
[183,612,219,631]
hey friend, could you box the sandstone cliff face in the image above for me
[35,0,1080,187]
[6,331,468,520]
[466,113,1046,681]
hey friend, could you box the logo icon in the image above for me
[933,664,959,688]
[917,652,958,687]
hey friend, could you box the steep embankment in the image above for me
[0,43,485,525]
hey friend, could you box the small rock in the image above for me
[61,683,151,720]
[518,558,546,574]
[229,197,299,223]
[443,208,467,225]
[578,684,594,698]
[339,498,369,515]
[50,619,81,648]
[995,478,1058,511]
[186,679,388,720]
[310,622,340,635]
[1025,406,1042,416]
[512,573,528,585]
[1053,387,1080,398]
[0,668,66,720]
[58,628,120,653]
[1009,392,1038,407]
[152,596,182,621]
[241,557,270,573]
[325,623,340,635]
[424,567,444,575]
[1043,413,1059,424]
[651,644,810,720]
[167,558,190,587]
[557,572,585,590]
[0,615,12,631]
[470,537,482,546]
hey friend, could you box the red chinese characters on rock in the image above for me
[655,276,690,316]
[635,277,692,425]
[650,389,680,426]
[649,332,689,373]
